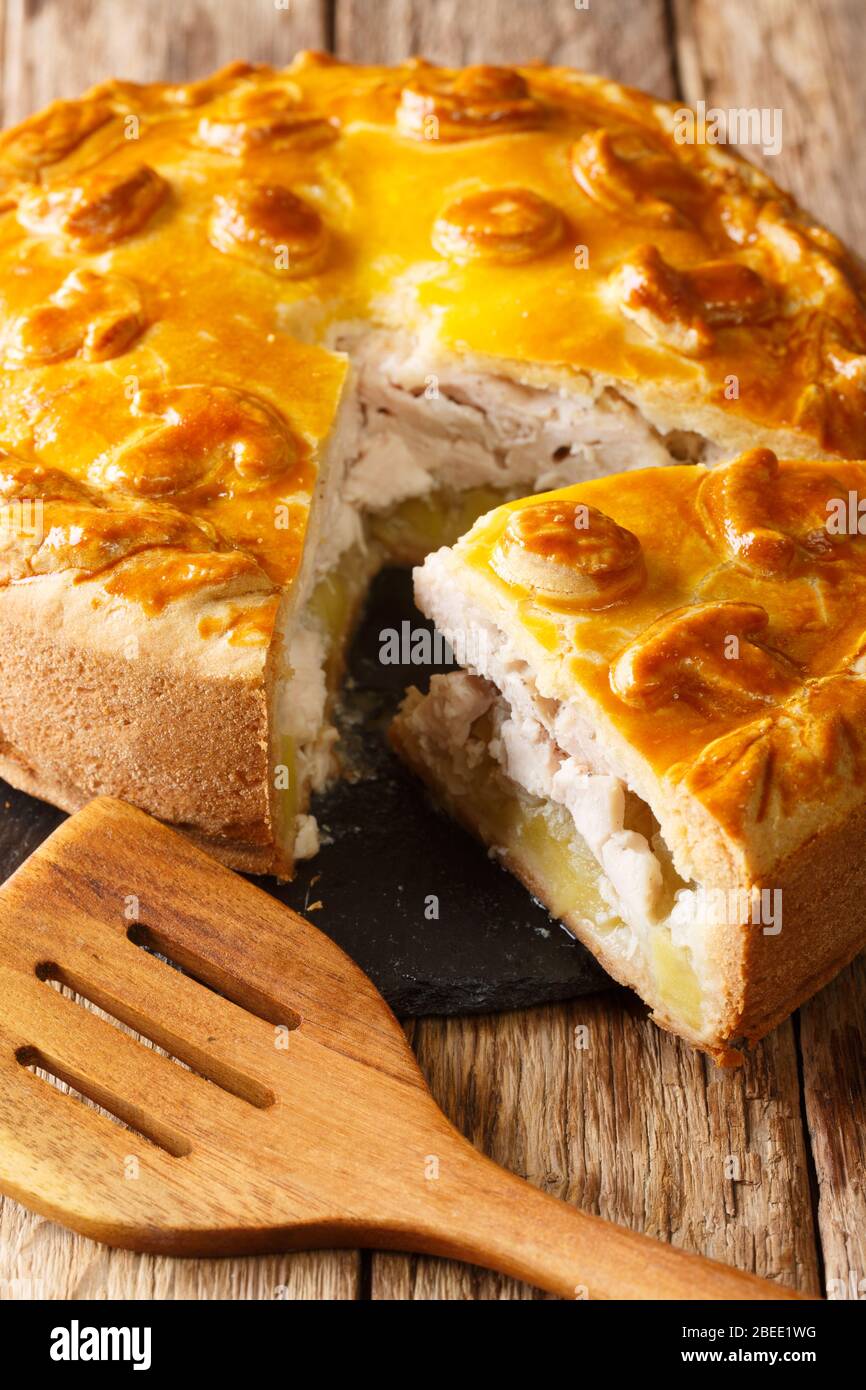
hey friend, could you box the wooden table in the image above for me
[0,0,864,1302]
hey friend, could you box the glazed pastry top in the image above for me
[462,448,866,855]
[1,54,865,637]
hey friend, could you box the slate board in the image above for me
[0,568,612,1017]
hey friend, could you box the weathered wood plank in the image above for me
[674,0,866,252]
[372,1002,820,1299]
[0,0,328,124]
[336,0,676,96]
[674,0,866,1301]
[0,0,854,1303]
[0,1203,360,1301]
[0,982,360,1300]
[0,0,358,1303]
[799,960,866,1301]
[334,0,820,1303]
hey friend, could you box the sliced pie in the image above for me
[0,54,865,875]
[392,449,866,1060]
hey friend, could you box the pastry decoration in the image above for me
[571,128,704,229]
[3,269,145,366]
[610,600,799,713]
[208,181,329,276]
[698,448,849,574]
[0,97,112,172]
[491,500,644,607]
[614,245,774,356]
[397,63,545,141]
[17,164,168,249]
[433,187,565,265]
[197,82,338,155]
[90,386,297,498]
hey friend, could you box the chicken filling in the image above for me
[277,325,716,865]
[398,669,706,1030]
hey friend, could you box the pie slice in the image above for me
[1,54,865,876]
[392,449,866,1061]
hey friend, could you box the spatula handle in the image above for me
[394,1134,814,1300]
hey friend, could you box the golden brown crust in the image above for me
[729,802,866,1046]
[389,696,745,1063]
[1,56,864,546]
[448,451,866,887]
[391,683,866,1065]
[2,55,866,866]
[0,570,287,874]
[400,450,866,1056]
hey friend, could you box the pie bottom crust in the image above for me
[0,580,280,874]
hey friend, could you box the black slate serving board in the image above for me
[0,569,612,1017]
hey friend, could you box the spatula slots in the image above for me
[0,797,814,1300]
[15,1041,193,1158]
[31,960,275,1110]
[126,921,302,1030]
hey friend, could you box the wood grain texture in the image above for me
[0,0,353,1306]
[799,957,866,1301]
[372,1000,821,1299]
[0,0,328,124]
[0,1207,361,1301]
[0,800,800,1302]
[673,0,866,252]
[673,0,866,1301]
[336,0,821,1307]
[0,0,860,1303]
[336,0,676,96]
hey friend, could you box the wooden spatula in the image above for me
[0,798,810,1300]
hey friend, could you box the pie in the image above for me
[392,449,866,1061]
[0,53,865,878]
